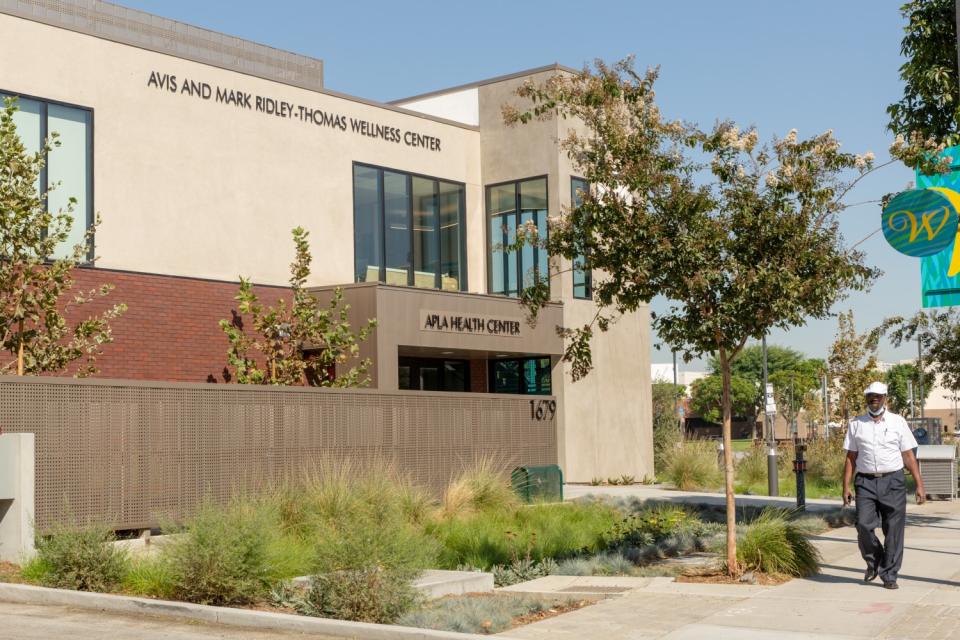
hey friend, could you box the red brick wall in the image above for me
[65,268,288,382]
[469,359,488,393]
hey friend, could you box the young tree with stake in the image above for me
[505,59,883,574]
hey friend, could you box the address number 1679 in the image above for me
[529,399,557,421]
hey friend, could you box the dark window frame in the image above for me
[488,356,553,395]
[485,175,549,298]
[570,176,592,300]
[353,161,467,291]
[398,356,471,392]
[1,88,95,263]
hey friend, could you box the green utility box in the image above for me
[511,465,564,503]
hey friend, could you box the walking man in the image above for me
[842,381,925,589]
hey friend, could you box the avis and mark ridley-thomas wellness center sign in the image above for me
[146,71,444,152]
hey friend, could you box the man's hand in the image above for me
[843,486,854,507]
[916,484,926,505]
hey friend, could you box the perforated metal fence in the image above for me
[0,376,557,531]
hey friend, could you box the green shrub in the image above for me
[734,509,821,577]
[662,440,722,490]
[428,501,618,570]
[554,552,636,577]
[29,523,128,592]
[491,556,558,586]
[299,567,421,624]
[303,509,439,624]
[162,500,274,606]
[122,555,175,599]
[804,435,846,485]
[399,594,583,635]
[735,445,769,487]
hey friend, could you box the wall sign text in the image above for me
[146,71,442,152]
[419,310,522,337]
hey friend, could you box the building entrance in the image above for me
[398,356,470,392]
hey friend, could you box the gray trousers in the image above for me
[854,470,907,582]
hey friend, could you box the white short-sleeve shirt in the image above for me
[843,411,918,474]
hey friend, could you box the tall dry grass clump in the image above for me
[735,444,768,487]
[662,440,723,490]
[441,456,518,518]
[804,435,846,485]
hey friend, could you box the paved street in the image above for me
[0,602,343,640]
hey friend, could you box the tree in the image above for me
[0,98,125,376]
[709,344,805,385]
[689,375,756,424]
[219,227,376,387]
[828,311,881,422]
[769,359,825,435]
[872,309,960,407]
[709,344,818,438]
[505,59,878,574]
[887,0,960,148]
[885,362,931,415]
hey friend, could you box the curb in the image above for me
[0,583,522,640]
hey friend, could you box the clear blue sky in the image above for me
[118,0,923,368]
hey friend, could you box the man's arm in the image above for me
[843,450,857,506]
[902,449,926,505]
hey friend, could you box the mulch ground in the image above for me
[510,598,593,628]
[676,570,791,586]
[0,562,24,583]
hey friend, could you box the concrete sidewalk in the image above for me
[501,486,960,639]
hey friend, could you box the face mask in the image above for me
[867,406,885,417]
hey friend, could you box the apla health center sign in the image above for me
[881,147,960,308]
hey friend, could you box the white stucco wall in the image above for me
[0,13,482,288]
[395,88,479,127]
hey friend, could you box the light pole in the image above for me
[763,335,778,496]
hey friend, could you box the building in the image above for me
[0,0,653,481]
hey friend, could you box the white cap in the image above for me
[864,381,888,396]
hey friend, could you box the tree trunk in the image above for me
[16,319,24,376]
[719,347,738,576]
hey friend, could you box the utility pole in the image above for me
[763,335,778,496]
[822,372,829,438]
[908,379,915,419]
[918,336,925,420]
[823,369,832,436]
[673,350,682,439]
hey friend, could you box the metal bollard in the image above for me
[793,439,807,511]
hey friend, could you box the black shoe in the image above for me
[864,568,878,583]
[883,581,898,590]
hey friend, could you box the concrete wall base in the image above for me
[0,433,35,564]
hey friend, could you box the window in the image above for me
[486,177,548,297]
[490,357,552,395]
[570,177,592,300]
[353,163,466,291]
[398,357,470,392]
[3,92,93,260]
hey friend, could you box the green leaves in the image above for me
[0,97,125,376]
[220,227,376,387]
[887,0,960,148]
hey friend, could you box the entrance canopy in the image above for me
[308,283,563,391]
